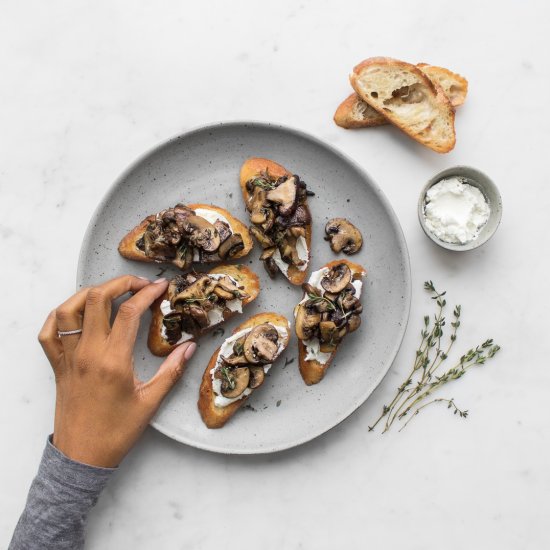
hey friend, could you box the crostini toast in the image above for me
[240,158,312,285]
[198,312,290,429]
[119,203,253,270]
[148,265,260,357]
[295,259,366,385]
[349,57,456,153]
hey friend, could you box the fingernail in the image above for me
[183,342,197,360]
[153,278,167,284]
[137,276,150,281]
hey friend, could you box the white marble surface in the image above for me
[1,0,549,548]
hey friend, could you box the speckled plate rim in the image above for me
[77,120,411,454]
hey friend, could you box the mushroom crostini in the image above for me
[198,312,291,428]
[294,260,366,385]
[239,158,313,285]
[148,265,260,356]
[118,203,254,270]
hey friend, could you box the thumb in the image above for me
[144,342,197,406]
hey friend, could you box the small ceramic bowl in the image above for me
[418,165,503,251]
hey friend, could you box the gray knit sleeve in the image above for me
[9,436,116,550]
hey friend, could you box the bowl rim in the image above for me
[417,165,503,252]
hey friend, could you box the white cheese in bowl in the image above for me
[423,177,490,244]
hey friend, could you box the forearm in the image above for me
[9,436,115,550]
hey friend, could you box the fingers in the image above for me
[82,275,152,337]
[55,288,89,359]
[38,310,63,371]
[142,342,196,406]
[109,278,169,354]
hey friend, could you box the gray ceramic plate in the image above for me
[77,121,411,454]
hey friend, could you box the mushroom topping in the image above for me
[172,274,217,307]
[295,303,322,340]
[182,215,221,252]
[302,283,321,297]
[213,220,232,243]
[266,176,298,216]
[260,247,276,260]
[325,218,363,255]
[218,233,244,260]
[172,244,193,270]
[263,257,279,278]
[162,312,183,344]
[347,314,362,333]
[221,354,249,366]
[220,367,250,398]
[249,226,274,248]
[248,366,265,389]
[188,305,209,328]
[320,263,352,294]
[243,324,279,364]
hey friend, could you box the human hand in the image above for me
[38,275,196,468]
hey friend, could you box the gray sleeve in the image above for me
[9,436,116,550]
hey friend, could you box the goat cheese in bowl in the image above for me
[418,166,502,251]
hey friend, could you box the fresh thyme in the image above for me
[220,366,236,390]
[307,293,336,311]
[369,281,501,433]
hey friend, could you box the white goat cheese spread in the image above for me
[192,208,233,261]
[423,177,490,244]
[211,325,288,408]
[272,235,309,276]
[297,267,363,364]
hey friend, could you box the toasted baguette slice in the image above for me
[349,57,456,153]
[118,203,254,268]
[148,265,260,356]
[335,64,468,129]
[240,158,312,285]
[296,259,366,385]
[198,312,291,428]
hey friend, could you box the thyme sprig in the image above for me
[369,281,501,433]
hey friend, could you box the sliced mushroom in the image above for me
[319,320,338,344]
[162,312,183,344]
[289,226,306,238]
[261,208,275,232]
[266,176,297,216]
[188,305,209,328]
[214,220,232,243]
[249,225,274,248]
[295,303,321,340]
[218,234,244,259]
[220,367,250,398]
[248,366,265,389]
[172,243,193,270]
[339,292,361,312]
[248,188,268,223]
[232,335,247,356]
[263,257,279,278]
[243,324,279,364]
[221,354,249,366]
[260,247,277,260]
[182,215,220,252]
[325,218,363,255]
[172,274,217,306]
[347,314,362,333]
[279,236,304,268]
[320,264,352,294]
[302,283,321,297]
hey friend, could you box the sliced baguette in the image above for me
[239,158,312,285]
[296,259,366,385]
[148,265,260,357]
[198,312,291,429]
[118,203,254,268]
[335,64,468,129]
[349,57,456,153]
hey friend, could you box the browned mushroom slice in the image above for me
[188,305,209,328]
[319,320,338,344]
[248,366,265,389]
[249,225,275,248]
[295,303,321,340]
[243,324,279,364]
[182,215,221,252]
[162,312,183,344]
[172,243,193,270]
[347,314,362,333]
[248,188,269,223]
[260,247,277,260]
[218,234,245,259]
[279,236,304,268]
[302,282,321,297]
[263,257,279,278]
[320,264,352,294]
[214,220,232,243]
[325,218,363,255]
[221,354,250,366]
[266,176,298,216]
[220,367,250,398]
[172,274,217,306]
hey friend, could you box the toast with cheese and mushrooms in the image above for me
[198,312,291,428]
[240,158,312,285]
[349,57,456,153]
[118,203,254,270]
[294,260,366,385]
[148,265,260,357]
[335,63,468,129]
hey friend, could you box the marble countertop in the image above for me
[1,1,548,548]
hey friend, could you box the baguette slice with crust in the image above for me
[335,64,468,129]
[296,259,366,385]
[240,158,312,285]
[118,203,254,268]
[198,312,291,429]
[349,57,456,153]
[148,264,260,357]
